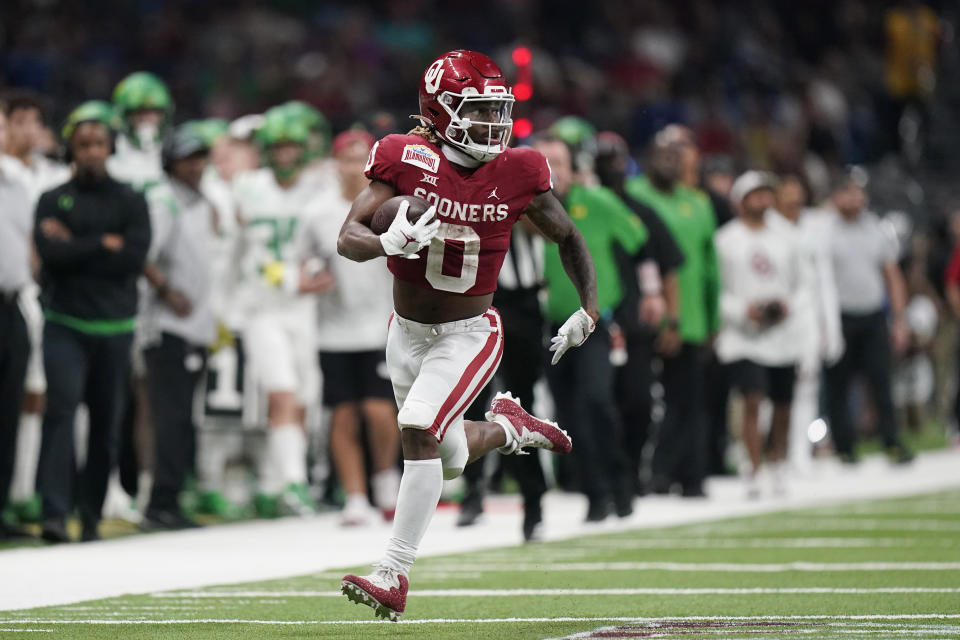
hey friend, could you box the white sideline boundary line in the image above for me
[154,587,960,598]
[3,614,960,626]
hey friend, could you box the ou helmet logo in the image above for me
[424,60,445,94]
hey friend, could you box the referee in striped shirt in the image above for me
[456,222,550,542]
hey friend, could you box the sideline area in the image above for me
[1,449,958,613]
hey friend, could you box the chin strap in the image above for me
[441,144,482,168]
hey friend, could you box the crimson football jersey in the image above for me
[364,133,552,295]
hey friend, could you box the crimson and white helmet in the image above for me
[418,50,515,162]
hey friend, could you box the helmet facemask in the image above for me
[437,88,514,162]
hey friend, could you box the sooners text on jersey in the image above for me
[365,133,551,295]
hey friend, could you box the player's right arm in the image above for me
[336,179,396,262]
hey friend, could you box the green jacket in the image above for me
[543,183,647,324]
[626,176,720,344]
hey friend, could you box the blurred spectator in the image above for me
[824,175,914,464]
[715,172,806,498]
[893,294,938,431]
[660,124,734,478]
[34,102,151,542]
[773,175,843,476]
[882,1,940,156]
[627,132,720,497]
[3,92,68,527]
[139,125,218,531]
[537,135,647,522]
[594,130,684,496]
[304,130,399,527]
[939,218,960,438]
[104,72,176,525]
[0,104,34,540]
[3,92,71,201]
[232,105,330,518]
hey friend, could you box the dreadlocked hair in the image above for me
[407,115,442,145]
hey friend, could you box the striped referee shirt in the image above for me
[497,224,544,292]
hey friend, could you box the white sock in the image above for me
[264,425,307,492]
[11,412,41,502]
[381,458,443,575]
[371,467,401,511]
[493,415,518,454]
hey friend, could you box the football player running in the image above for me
[233,104,333,517]
[338,50,600,621]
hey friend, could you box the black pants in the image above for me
[37,322,133,528]
[462,297,547,507]
[547,319,629,507]
[615,329,654,494]
[652,342,706,491]
[145,333,206,513]
[825,311,903,456]
[704,351,731,475]
[0,295,30,515]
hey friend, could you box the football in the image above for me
[369,195,433,235]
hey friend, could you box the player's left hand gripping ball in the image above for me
[379,200,441,260]
[549,308,597,365]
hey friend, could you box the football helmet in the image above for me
[418,50,514,163]
[254,104,311,179]
[112,71,173,149]
[282,100,331,159]
[61,100,115,141]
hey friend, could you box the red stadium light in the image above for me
[514,82,533,101]
[514,118,533,139]
[512,46,532,66]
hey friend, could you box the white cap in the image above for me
[228,114,265,140]
[729,170,774,207]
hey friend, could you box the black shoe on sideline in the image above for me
[81,525,101,542]
[887,445,915,465]
[585,499,609,523]
[522,500,543,542]
[681,483,707,498]
[456,496,484,527]
[650,475,674,495]
[141,510,201,532]
[40,519,70,544]
[0,522,32,540]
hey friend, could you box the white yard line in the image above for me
[405,561,960,572]
[698,518,960,533]
[3,614,960,626]
[1,449,958,611]
[154,587,960,598]
[559,537,955,549]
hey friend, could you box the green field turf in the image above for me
[2,489,959,639]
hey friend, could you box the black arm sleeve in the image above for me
[33,193,102,270]
[88,190,152,276]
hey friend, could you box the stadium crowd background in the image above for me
[1,0,959,542]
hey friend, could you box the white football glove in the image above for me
[549,307,597,365]
[379,200,440,260]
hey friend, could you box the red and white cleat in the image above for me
[341,565,408,622]
[487,391,573,455]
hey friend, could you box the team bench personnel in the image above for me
[337,50,600,621]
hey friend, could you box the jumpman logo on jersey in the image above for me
[487,187,500,200]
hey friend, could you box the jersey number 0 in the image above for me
[425,223,481,293]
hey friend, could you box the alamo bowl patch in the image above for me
[402,144,440,173]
